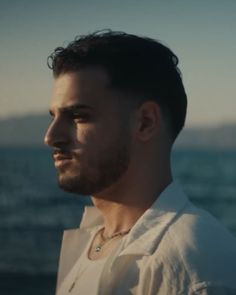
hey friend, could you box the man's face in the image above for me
[44,68,132,196]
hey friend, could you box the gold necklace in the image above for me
[95,227,131,252]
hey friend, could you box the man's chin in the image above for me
[57,175,94,196]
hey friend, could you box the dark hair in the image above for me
[47,30,187,141]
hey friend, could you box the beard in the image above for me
[56,133,131,196]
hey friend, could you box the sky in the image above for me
[0,0,236,127]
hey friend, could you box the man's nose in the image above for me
[44,118,70,147]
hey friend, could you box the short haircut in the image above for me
[47,30,187,141]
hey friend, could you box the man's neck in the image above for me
[91,173,172,237]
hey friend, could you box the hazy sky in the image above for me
[1,0,235,127]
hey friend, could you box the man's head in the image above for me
[48,30,187,141]
[45,30,187,196]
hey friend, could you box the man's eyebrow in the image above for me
[49,104,94,116]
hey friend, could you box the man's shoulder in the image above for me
[156,201,236,289]
[167,200,236,253]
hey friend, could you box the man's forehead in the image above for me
[49,69,123,113]
[50,70,110,109]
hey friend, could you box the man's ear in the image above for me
[134,101,162,142]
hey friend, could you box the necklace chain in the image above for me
[95,227,131,252]
[68,227,131,292]
[68,227,131,293]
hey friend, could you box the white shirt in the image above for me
[57,226,109,295]
[56,182,236,295]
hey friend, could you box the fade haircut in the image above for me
[47,30,187,141]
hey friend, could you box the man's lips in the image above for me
[53,154,73,168]
[53,151,74,164]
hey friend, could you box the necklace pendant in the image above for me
[95,245,102,252]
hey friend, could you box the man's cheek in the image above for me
[76,127,97,144]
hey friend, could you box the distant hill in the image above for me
[0,113,236,148]
[0,114,51,147]
[175,123,236,149]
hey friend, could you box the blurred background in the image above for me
[0,0,236,294]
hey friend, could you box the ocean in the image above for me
[0,147,236,295]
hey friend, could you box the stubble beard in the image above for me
[56,134,131,196]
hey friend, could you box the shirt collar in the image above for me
[79,206,104,229]
[79,181,189,255]
[121,181,189,255]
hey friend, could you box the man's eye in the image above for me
[72,113,90,122]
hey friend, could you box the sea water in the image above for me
[0,147,236,295]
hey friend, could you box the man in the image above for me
[44,30,236,294]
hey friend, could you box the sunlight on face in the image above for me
[45,69,132,195]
